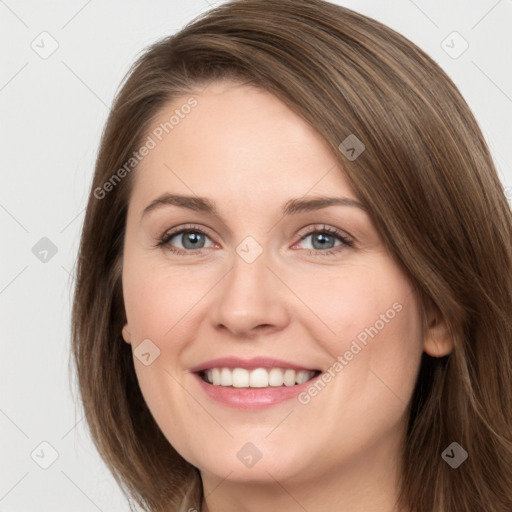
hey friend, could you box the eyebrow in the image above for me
[140,193,366,221]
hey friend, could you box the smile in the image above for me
[200,367,320,388]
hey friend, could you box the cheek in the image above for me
[130,361,205,468]
[122,253,211,344]
[296,257,424,403]
[122,257,209,463]
[121,254,216,430]
[286,258,420,346]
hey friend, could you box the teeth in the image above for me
[268,368,284,386]
[249,368,268,388]
[232,368,249,388]
[220,368,232,386]
[283,369,296,386]
[203,367,316,388]
[296,370,312,385]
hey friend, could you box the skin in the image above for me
[121,80,452,512]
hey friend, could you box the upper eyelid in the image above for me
[161,224,216,242]
[297,224,350,238]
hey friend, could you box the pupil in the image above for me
[313,233,333,250]
[183,232,204,249]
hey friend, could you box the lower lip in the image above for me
[193,372,320,410]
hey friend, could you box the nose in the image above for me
[209,247,290,339]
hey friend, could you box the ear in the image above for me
[422,302,453,357]
[122,323,132,344]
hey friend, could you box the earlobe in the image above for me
[422,304,453,357]
[122,324,132,344]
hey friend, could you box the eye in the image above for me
[157,224,215,255]
[293,225,353,256]
[157,223,353,257]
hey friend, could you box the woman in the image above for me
[71,0,512,511]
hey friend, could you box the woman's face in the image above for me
[121,80,427,486]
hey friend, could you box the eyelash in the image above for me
[156,223,354,257]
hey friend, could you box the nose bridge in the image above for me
[210,235,289,336]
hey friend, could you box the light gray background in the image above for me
[1,1,511,510]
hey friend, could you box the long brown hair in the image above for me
[71,1,512,510]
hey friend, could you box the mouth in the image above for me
[190,357,323,409]
[198,367,322,388]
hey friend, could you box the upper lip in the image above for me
[189,357,319,373]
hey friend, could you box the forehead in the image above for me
[130,80,356,207]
